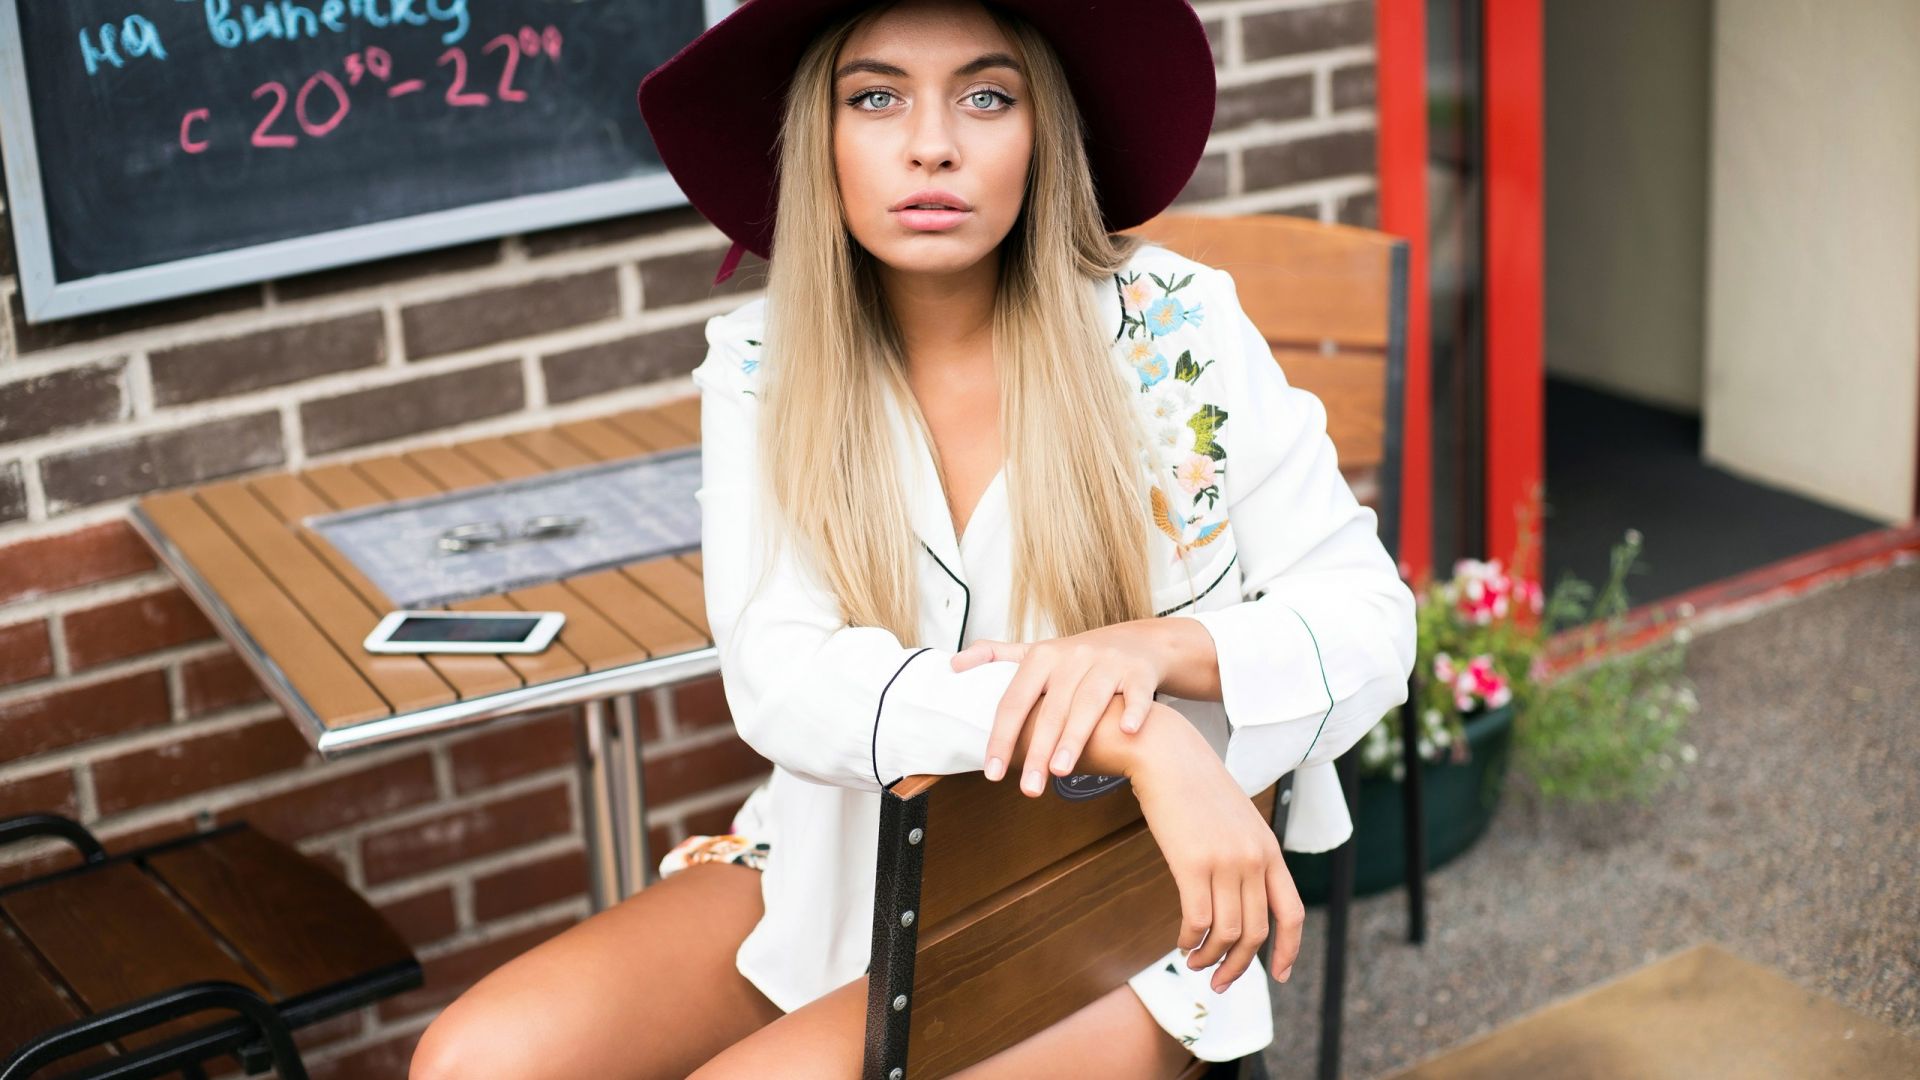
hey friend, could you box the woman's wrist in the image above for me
[1002,694,1189,783]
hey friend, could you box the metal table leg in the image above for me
[612,693,652,896]
[576,700,621,912]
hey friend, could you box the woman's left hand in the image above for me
[951,621,1168,797]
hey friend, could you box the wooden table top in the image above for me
[128,396,720,757]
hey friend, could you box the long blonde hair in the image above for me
[754,0,1154,643]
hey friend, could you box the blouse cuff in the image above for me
[871,653,1023,788]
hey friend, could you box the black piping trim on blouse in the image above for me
[1154,551,1239,618]
[874,647,936,792]
[919,539,972,651]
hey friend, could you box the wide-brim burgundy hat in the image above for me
[637,0,1217,285]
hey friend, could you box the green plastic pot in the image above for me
[1282,700,1515,906]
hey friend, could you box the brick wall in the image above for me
[0,2,1378,1073]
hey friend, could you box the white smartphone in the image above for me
[363,610,566,654]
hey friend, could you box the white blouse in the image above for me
[684,242,1416,1062]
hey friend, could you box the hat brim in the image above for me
[637,0,1216,262]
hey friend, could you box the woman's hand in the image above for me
[951,621,1168,796]
[1125,716,1305,994]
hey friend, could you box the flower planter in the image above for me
[1281,700,1515,906]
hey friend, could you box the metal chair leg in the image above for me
[1318,748,1362,1080]
[1400,669,1428,944]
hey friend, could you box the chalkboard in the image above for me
[0,0,732,321]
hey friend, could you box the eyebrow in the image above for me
[833,51,1024,83]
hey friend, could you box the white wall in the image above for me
[1545,0,1712,414]
[1704,0,1920,522]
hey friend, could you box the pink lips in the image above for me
[894,207,971,232]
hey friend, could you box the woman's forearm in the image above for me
[1002,693,1196,787]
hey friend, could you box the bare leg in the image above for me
[410,862,786,1080]
[689,973,1193,1079]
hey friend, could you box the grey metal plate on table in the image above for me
[304,448,705,607]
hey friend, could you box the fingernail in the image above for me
[1279,965,1293,982]
[986,756,1004,781]
[1051,747,1072,773]
[1123,718,1139,733]
[1022,768,1042,795]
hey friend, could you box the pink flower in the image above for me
[1121,278,1154,314]
[1175,453,1217,495]
[1450,653,1511,713]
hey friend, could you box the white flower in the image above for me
[1145,377,1196,420]
[1679,743,1698,764]
[1626,528,1643,545]
[1152,417,1197,456]
[1675,626,1693,645]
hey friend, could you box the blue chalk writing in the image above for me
[200,0,471,49]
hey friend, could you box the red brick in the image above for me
[63,586,216,671]
[640,737,772,807]
[360,784,572,886]
[0,520,157,605]
[471,846,588,923]
[375,912,578,1022]
[308,1026,423,1080]
[0,767,77,819]
[0,669,172,762]
[218,753,439,843]
[179,649,270,716]
[290,1008,366,1057]
[91,717,315,816]
[446,709,580,794]
[0,618,54,687]
[377,885,460,949]
[671,676,730,734]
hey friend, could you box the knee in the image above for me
[409,995,539,1080]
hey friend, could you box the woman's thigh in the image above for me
[409,861,786,1080]
[689,972,1194,1080]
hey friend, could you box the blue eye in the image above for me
[845,88,1018,113]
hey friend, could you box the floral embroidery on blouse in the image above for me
[1114,267,1232,581]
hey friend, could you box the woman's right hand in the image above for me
[1121,708,1305,995]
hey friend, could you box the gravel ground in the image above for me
[1258,559,1920,1079]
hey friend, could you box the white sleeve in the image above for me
[692,313,1022,793]
[1171,267,1418,793]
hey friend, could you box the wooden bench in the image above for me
[0,813,420,1079]
[856,211,1417,1080]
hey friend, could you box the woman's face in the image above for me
[833,0,1034,276]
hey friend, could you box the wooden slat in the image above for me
[605,407,697,451]
[905,819,1188,1077]
[652,394,700,438]
[0,916,115,1067]
[253,471,522,700]
[1124,212,1399,349]
[143,828,412,1001]
[506,428,594,470]
[622,557,711,640]
[1271,348,1388,470]
[550,417,650,460]
[1,863,270,1050]
[561,568,709,659]
[139,490,389,729]
[196,480,455,715]
[453,437,546,481]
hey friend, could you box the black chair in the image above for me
[1,812,422,1080]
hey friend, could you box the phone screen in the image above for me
[387,615,543,644]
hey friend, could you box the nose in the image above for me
[906,97,960,172]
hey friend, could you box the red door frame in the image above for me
[1481,0,1545,583]
[1376,0,1543,586]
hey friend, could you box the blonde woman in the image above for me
[410,1,1415,1077]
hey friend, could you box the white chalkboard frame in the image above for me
[0,0,740,325]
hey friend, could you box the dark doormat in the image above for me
[1383,942,1919,1079]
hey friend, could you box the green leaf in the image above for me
[1188,404,1227,455]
